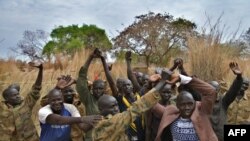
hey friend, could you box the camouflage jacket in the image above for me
[0,85,41,141]
[227,93,250,124]
[71,96,86,141]
[91,88,160,141]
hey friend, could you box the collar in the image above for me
[122,94,140,108]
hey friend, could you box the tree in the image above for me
[43,24,112,57]
[112,12,196,67]
[220,27,250,59]
[12,30,49,60]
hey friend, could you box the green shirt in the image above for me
[76,66,100,141]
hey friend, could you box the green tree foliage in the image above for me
[43,24,112,57]
[112,12,196,67]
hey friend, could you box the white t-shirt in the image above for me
[39,103,80,124]
[179,74,192,85]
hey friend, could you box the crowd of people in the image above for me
[0,48,250,141]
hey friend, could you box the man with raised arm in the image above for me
[0,60,43,141]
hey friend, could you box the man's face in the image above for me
[5,88,22,106]
[177,93,195,119]
[61,87,75,104]
[160,84,172,102]
[101,97,120,116]
[136,72,144,85]
[93,81,105,99]
[142,74,149,86]
[116,78,125,92]
[48,90,64,113]
[122,79,133,95]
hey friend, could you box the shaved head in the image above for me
[98,95,119,116]
[209,81,220,92]
[177,91,194,102]
[98,95,116,108]
[8,83,20,92]
[47,89,62,100]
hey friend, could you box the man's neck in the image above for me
[125,93,136,102]
[159,100,170,106]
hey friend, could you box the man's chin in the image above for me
[14,100,22,105]
[52,106,62,111]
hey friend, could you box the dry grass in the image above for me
[187,35,230,82]
[184,15,250,84]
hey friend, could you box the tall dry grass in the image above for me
[187,35,230,82]
[185,15,250,84]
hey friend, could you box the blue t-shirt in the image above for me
[39,103,80,141]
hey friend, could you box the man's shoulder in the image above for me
[63,103,81,117]
[39,104,52,113]
[63,103,77,109]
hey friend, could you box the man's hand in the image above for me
[94,48,102,57]
[108,63,113,71]
[56,75,76,89]
[173,58,182,69]
[176,58,184,69]
[149,74,161,82]
[125,51,132,62]
[170,58,183,71]
[161,69,173,80]
[165,74,180,85]
[28,60,43,69]
[229,62,242,75]
[81,115,103,127]
[154,69,173,91]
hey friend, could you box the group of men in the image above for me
[0,48,250,141]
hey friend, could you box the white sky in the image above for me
[0,0,250,59]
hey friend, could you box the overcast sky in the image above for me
[0,0,250,59]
